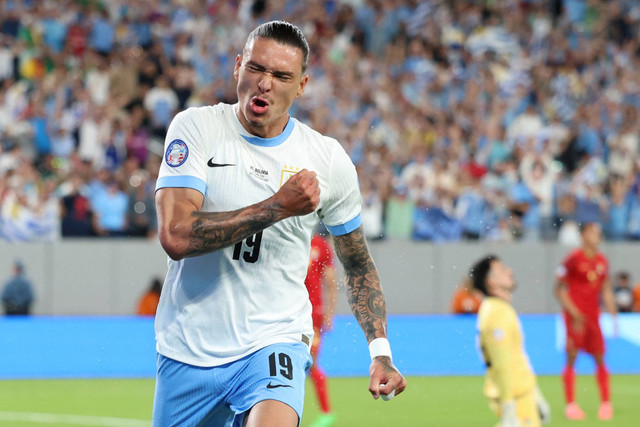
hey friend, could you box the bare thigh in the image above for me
[243,399,298,427]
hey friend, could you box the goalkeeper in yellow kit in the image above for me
[470,255,551,427]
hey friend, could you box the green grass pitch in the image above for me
[0,375,637,426]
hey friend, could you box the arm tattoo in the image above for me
[334,226,387,342]
[377,355,394,372]
[185,199,281,257]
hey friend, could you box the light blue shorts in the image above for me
[152,342,312,427]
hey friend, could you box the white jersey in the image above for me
[155,103,362,367]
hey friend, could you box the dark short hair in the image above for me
[469,255,499,296]
[245,20,310,72]
[617,271,629,281]
[579,221,599,234]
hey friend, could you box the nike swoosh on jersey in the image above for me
[266,382,293,389]
[207,158,236,167]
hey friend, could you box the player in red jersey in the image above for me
[554,222,617,421]
[305,230,338,427]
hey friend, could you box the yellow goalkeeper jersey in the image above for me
[476,297,536,402]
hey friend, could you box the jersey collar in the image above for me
[232,107,295,147]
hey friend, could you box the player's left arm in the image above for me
[333,225,407,400]
[322,263,338,331]
[601,278,617,316]
[601,277,618,335]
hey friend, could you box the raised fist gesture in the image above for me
[273,169,320,218]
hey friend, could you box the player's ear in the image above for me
[296,74,309,98]
[233,54,242,81]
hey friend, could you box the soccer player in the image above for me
[554,222,617,421]
[136,277,162,316]
[471,255,550,427]
[305,229,338,427]
[450,277,482,314]
[153,20,406,426]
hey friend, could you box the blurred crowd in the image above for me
[2,0,640,243]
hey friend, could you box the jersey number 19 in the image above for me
[232,231,263,263]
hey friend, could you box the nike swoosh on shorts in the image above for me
[266,382,292,389]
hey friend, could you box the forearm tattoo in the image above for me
[377,355,394,371]
[334,226,387,342]
[185,200,281,257]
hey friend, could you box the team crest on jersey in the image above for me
[165,139,189,167]
[280,165,301,187]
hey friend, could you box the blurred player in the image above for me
[136,277,162,316]
[471,255,550,427]
[450,277,483,314]
[554,222,617,421]
[305,229,338,427]
[153,20,405,426]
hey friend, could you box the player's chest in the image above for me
[203,141,320,208]
[574,259,606,286]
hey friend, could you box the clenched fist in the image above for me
[272,169,320,218]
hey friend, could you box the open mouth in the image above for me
[250,97,269,114]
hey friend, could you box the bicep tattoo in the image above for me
[334,226,387,341]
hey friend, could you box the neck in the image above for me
[235,104,289,139]
[582,244,596,257]
[490,289,512,303]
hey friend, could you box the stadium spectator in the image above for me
[384,183,414,239]
[612,271,634,313]
[470,255,551,427]
[152,20,405,426]
[604,174,630,241]
[89,9,115,56]
[519,152,556,240]
[1,260,34,315]
[555,222,617,421]
[126,174,157,238]
[305,230,339,427]
[634,281,640,312]
[450,277,482,315]
[454,169,489,240]
[625,182,640,240]
[136,277,162,316]
[143,75,179,139]
[59,172,95,237]
[91,177,129,237]
[359,171,385,240]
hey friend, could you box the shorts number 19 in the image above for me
[268,352,293,380]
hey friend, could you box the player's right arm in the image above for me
[156,170,320,260]
[554,261,584,331]
[554,281,583,324]
[600,276,618,335]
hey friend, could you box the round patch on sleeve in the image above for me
[165,139,189,167]
[492,328,505,341]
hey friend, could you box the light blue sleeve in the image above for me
[319,141,362,236]
[155,108,208,195]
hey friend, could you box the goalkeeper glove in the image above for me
[500,400,521,427]
[535,385,551,425]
